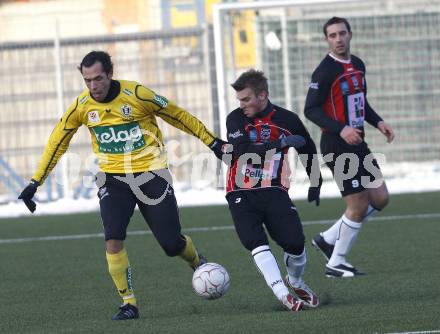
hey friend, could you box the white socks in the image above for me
[284,248,306,287]
[252,245,289,301]
[322,217,342,245]
[322,205,378,245]
[328,215,362,267]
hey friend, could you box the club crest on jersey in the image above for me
[120,104,133,119]
[351,76,359,89]
[88,110,100,123]
[260,125,271,142]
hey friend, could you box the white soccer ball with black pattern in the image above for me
[192,263,230,300]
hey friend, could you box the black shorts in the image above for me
[321,137,383,197]
[226,188,305,255]
[96,169,186,256]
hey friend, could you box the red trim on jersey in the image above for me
[226,109,293,193]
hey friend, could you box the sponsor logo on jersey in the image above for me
[153,94,168,108]
[309,82,319,89]
[122,88,133,96]
[347,92,365,128]
[88,110,100,123]
[120,104,133,119]
[93,122,146,154]
[229,130,243,139]
[340,80,350,95]
[249,129,257,142]
[243,166,273,180]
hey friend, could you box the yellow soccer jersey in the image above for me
[32,80,216,184]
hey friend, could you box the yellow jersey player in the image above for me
[18,51,227,320]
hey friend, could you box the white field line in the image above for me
[379,330,440,334]
[0,212,439,245]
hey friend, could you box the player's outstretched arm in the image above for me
[18,179,40,213]
[139,86,226,159]
[20,99,81,212]
[377,121,394,143]
[208,138,233,162]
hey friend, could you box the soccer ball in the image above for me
[192,262,230,300]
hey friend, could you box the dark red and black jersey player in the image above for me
[226,100,320,193]
[304,17,394,279]
[222,69,322,312]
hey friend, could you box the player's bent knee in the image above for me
[375,192,390,210]
[369,187,390,210]
[279,235,305,255]
[284,242,305,256]
[162,245,184,257]
[345,203,369,222]
[241,238,269,252]
[106,239,124,254]
[160,238,186,257]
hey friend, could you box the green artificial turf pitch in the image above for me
[0,191,439,334]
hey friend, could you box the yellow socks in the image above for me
[179,235,200,269]
[106,248,137,306]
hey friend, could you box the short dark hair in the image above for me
[231,69,268,95]
[323,17,351,37]
[78,51,113,74]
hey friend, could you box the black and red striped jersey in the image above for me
[304,53,382,152]
[225,102,319,193]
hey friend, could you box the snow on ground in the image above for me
[1,162,439,219]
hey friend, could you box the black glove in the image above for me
[307,186,321,206]
[280,135,306,149]
[18,179,39,213]
[307,175,322,206]
[209,138,232,160]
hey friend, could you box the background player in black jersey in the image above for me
[304,17,395,278]
[225,69,322,312]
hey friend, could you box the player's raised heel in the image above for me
[325,263,365,278]
[284,275,319,308]
[281,294,303,312]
